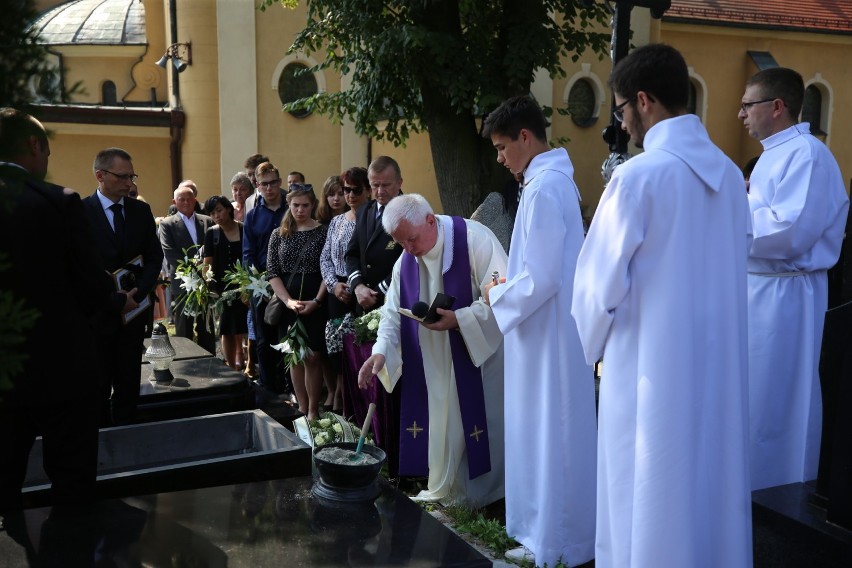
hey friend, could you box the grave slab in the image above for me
[1,476,491,567]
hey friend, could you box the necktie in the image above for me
[376,204,384,222]
[109,202,126,243]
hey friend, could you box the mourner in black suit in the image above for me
[344,156,404,314]
[159,185,215,353]
[82,147,163,426]
[0,108,113,511]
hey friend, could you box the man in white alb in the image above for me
[738,66,848,491]
[483,95,597,568]
[573,44,753,567]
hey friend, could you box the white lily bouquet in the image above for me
[221,260,271,303]
[271,316,313,370]
[173,245,218,332]
[353,309,381,345]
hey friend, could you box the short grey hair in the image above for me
[382,193,433,234]
[230,171,253,191]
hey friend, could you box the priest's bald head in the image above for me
[383,194,438,257]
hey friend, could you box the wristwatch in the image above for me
[313,297,322,305]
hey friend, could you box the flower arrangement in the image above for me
[222,260,271,301]
[306,412,373,448]
[173,245,218,332]
[353,309,381,345]
[270,318,313,370]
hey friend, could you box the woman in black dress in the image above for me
[267,186,328,419]
[203,196,248,370]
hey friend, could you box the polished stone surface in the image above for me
[142,335,214,363]
[0,477,491,567]
[753,481,852,567]
[23,411,310,508]
[137,358,254,423]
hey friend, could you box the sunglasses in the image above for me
[342,185,364,196]
[289,183,314,193]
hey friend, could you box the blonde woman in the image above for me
[266,185,328,419]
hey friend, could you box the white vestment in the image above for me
[373,216,507,507]
[747,122,848,490]
[572,115,753,568]
[490,148,597,567]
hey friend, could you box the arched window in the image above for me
[102,80,117,105]
[687,82,697,115]
[277,62,318,118]
[802,85,826,138]
[567,78,597,128]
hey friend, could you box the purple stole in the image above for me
[398,216,491,479]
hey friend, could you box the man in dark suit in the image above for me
[82,147,163,425]
[159,185,215,353]
[0,108,113,511]
[345,155,404,314]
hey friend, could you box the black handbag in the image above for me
[263,295,286,325]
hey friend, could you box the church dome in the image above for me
[31,0,146,46]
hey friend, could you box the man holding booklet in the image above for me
[358,194,507,507]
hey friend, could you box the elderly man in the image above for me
[159,184,215,353]
[739,67,848,490]
[82,147,163,425]
[345,155,404,314]
[359,194,506,507]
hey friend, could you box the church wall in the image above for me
[45,127,173,216]
[663,24,852,193]
[33,1,852,223]
[171,0,223,206]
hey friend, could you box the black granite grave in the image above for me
[142,335,215,363]
[752,481,852,567]
[22,410,310,509]
[0,477,491,567]
[136,357,254,423]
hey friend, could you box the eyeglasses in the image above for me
[257,178,281,188]
[740,98,776,113]
[100,169,138,183]
[289,183,314,193]
[613,96,637,123]
[342,185,364,195]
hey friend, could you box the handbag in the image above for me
[263,295,286,325]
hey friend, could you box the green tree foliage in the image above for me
[262,0,611,215]
[0,0,63,109]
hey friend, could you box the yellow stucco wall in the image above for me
[34,0,852,219]
[664,24,852,191]
[45,126,173,216]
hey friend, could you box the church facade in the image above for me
[29,0,852,218]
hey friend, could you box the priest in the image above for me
[358,194,506,507]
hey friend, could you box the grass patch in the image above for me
[442,505,519,555]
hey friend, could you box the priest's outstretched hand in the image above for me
[358,354,386,389]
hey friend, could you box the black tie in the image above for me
[109,202,126,243]
[377,204,384,221]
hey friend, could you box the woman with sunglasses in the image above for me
[319,167,371,412]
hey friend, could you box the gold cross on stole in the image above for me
[469,425,484,442]
[406,421,424,438]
